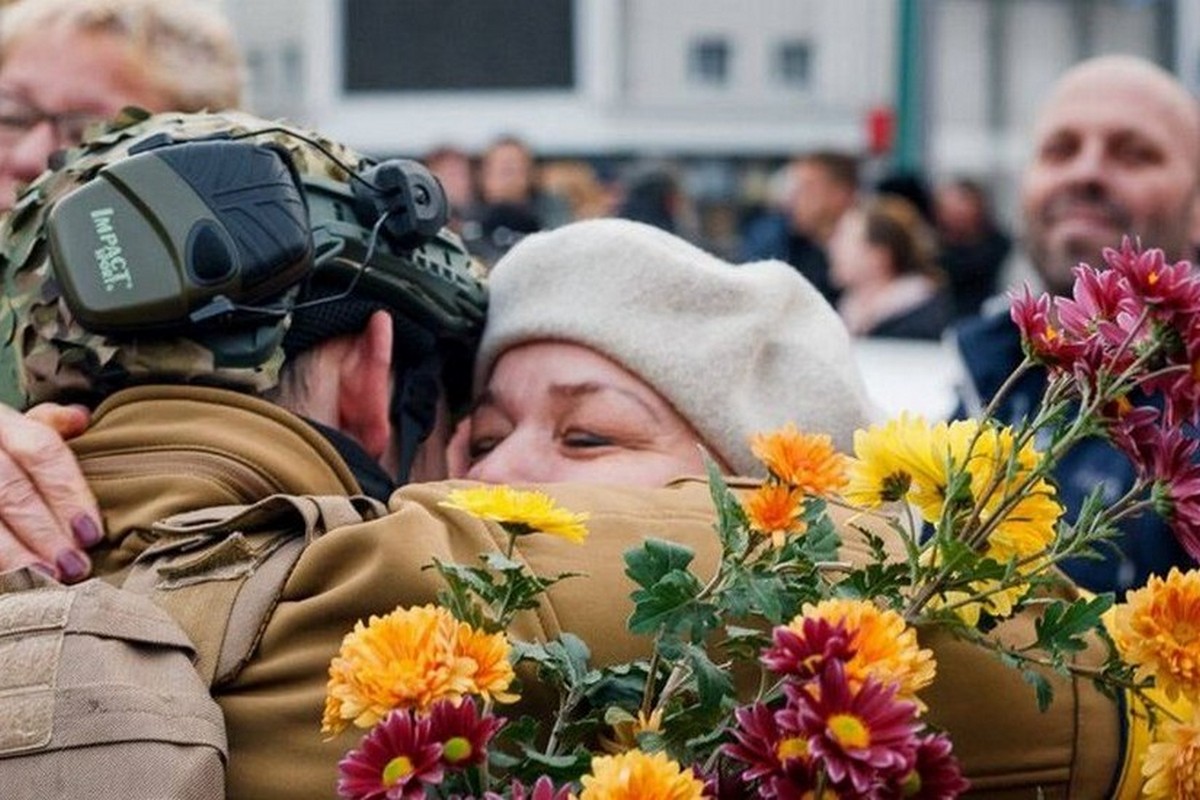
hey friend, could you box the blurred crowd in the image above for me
[423,138,1011,342]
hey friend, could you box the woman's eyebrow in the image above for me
[548,381,663,423]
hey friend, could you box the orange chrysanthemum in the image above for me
[742,484,807,547]
[455,621,520,705]
[322,605,518,736]
[794,598,936,706]
[751,424,848,497]
[1141,704,1200,799]
[579,749,706,800]
[1110,568,1200,702]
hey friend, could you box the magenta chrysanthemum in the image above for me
[1011,285,1083,368]
[1103,239,1200,317]
[783,661,920,795]
[427,697,505,768]
[760,617,855,682]
[886,732,970,799]
[479,776,575,800]
[724,702,810,787]
[337,709,445,800]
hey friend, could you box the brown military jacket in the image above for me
[74,384,1128,799]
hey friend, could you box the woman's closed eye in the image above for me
[561,429,613,449]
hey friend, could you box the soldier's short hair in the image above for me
[0,0,243,111]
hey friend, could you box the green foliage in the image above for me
[1032,595,1115,667]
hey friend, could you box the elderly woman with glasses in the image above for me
[0,0,242,211]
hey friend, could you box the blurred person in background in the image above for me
[952,55,1199,591]
[423,144,477,235]
[829,194,950,340]
[875,169,936,225]
[539,159,615,222]
[934,177,1012,319]
[616,161,685,235]
[740,150,859,305]
[464,134,570,266]
[0,0,242,211]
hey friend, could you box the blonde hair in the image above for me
[0,0,243,110]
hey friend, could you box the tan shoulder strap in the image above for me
[123,494,386,686]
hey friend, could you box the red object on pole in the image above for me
[866,105,895,155]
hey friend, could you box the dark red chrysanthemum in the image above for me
[478,776,574,800]
[760,617,855,682]
[1106,405,1162,476]
[1011,286,1085,368]
[692,763,753,800]
[1103,239,1200,318]
[1152,430,1200,561]
[337,709,445,800]
[782,661,919,796]
[724,702,808,786]
[1055,263,1134,341]
[879,732,970,799]
[427,697,504,769]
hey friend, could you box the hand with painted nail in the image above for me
[0,402,101,582]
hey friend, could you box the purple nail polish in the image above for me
[55,550,90,582]
[71,515,102,547]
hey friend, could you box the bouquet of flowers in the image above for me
[321,239,1199,799]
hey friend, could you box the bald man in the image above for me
[1022,55,1200,292]
[953,55,1199,592]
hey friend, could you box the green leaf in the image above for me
[705,457,749,556]
[1034,595,1114,658]
[482,551,525,572]
[515,635,595,691]
[635,728,668,753]
[835,562,910,604]
[1022,668,1055,711]
[682,642,734,708]
[625,539,695,590]
[723,569,787,622]
[629,571,715,638]
[721,625,771,662]
[795,510,840,563]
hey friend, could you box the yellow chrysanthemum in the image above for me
[579,749,706,800]
[321,605,518,737]
[1110,568,1200,702]
[750,423,848,496]
[1141,704,1200,799]
[742,484,807,547]
[844,414,948,512]
[455,621,520,704]
[959,424,1060,558]
[441,486,589,543]
[846,415,1061,561]
[795,598,936,705]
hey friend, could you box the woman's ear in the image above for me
[337,310,394,460]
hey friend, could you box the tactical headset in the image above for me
[43,130,487,484]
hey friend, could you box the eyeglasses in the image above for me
[0,90,111,147]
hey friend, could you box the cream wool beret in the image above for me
[474,218,874,476]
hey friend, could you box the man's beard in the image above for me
[1027,189,1133,295]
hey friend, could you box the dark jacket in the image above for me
[952,310,1193,592]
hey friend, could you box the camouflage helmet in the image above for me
[0,109,487,410]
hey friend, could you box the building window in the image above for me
[775,40,813,87]
[689,37,730,86]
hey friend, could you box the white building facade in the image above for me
[226,0,1189,185]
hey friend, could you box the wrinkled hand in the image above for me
[0,402,101,582]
